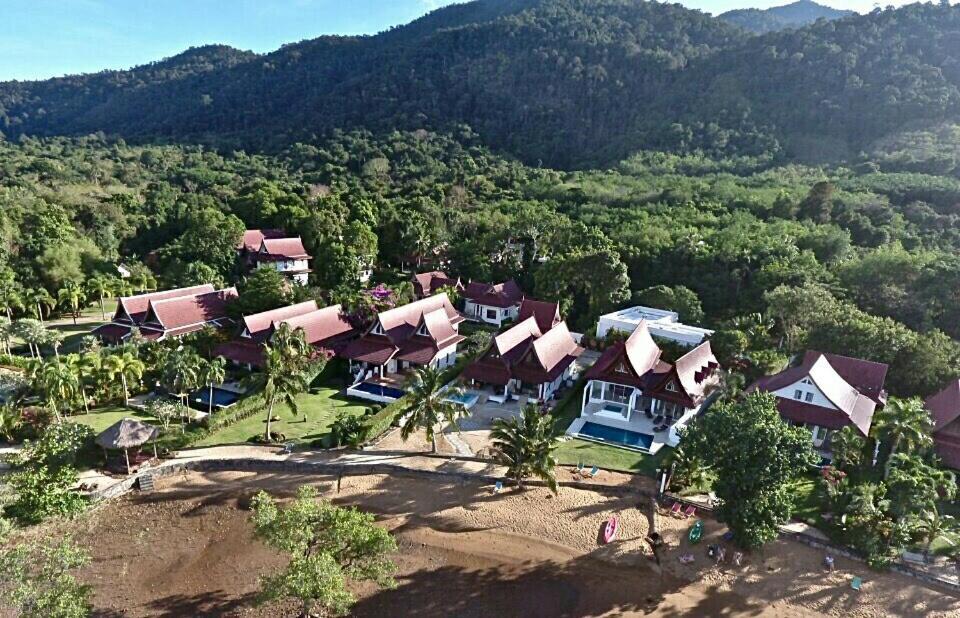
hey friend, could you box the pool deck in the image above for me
[565,405,673,454]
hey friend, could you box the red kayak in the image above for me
[602,516,619,544]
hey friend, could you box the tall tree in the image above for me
[56,282,85,326]
[103,351,145,407]
[37,360,79,421]
[490,404,560,491]
[400,365,466,454]
[201,356,227,418]
[85,275,116,321]
[873,397,935,479]
[682,392,817,549]
[242,346,309,442]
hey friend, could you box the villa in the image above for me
[462,317,583,404]
[517,298,561,332]
[748,351,888,461]
[462,279,524,327]
[924,380,960,470]
[412,271,462,299]
[92,284,236,344]
[239,229,312,286]
[214,300,356,369]
[567,320,720,453]
[595,305,713,347]
[339,293,465,402]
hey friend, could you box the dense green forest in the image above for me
[3,1,960,168]
[719,0,853,34]
[2,126,960,398]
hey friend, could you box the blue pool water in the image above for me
[190,387,242,410]
[353,382,405,400]
[578,421,653,450]
[446,392,480,408]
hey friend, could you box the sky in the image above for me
[0,0,946,81]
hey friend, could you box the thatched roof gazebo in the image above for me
[95,418,160,474]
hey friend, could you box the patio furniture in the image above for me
[850,576,862,592]
[669,502,682,517]
[645,409,653,419]
[493,480,503,494]
[575,462,585,475]
[654,415,664,425]
[683,505,696,518]
[584,465,599,478]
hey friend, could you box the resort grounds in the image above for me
[38,469,960,617]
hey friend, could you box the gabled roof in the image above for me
[748,351,881,436]
[673,341,720,403]
[529,322,582,373]
[281,304,355,348]
[412,271,461,297]
[493,317,542,357]
[377,293,463,340]
[463,279,524,308]
[464,318,582,387]
[241,301,319,342]
[239,229,287,252]
[925,380,960,434]
[259,237,310,260]
[115,284,215,324]
[141,287,238,333]
[517,299,561,333]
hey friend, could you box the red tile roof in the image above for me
[463,279,524,309]
[586,321,663,388]
[283,305,355,348]
[518,299,561,332]
[340,336,398,365]
[464,318,581,387]
[91,323,133,344]
[140,288,238,335]
[925,380,960,470]
[674,341,721,404]
[213,340,265,366]
[241,301,319,342]
[239,229,287,252]
[115,284,215,324]
[258,237,311,260]
[748,351,882,436]
[412,271,461,297]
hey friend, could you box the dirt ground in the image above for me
[46,470,960,617]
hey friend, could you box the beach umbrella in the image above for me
[95,417,159,474]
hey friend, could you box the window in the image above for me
[485,308,498,320]
[804,392,814,403]
[801,378,812,385]
[372,322,385,335]
[604,383,633,404]
[615,362,628,374]
[665,381,677,392]
[794,389,803,400]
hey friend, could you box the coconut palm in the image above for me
[873,397,935,478]
[26,288,55,324]
[160,348,203,410]
[831,425,866,472]
[201,356,227,417]
[0,285,24,320]
[57,281,86,325]
[400,365,466,454]
[66,353,99,414]
[38,359,80,421]
[490,403,561,492]
[271,322,310,365]
[86,275,116,321]
[103,350,145,407]
[242,346,309,442]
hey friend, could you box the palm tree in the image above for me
[38,359,80,421]
[400,365,466,454]
[201,357,227,417]
[874,397,935,478]
[104,351,145,407]
[26,288,55,324]
[66,353,99,414]
[271,322,310,365]
[242,346,309,442]
[0,285,24,320]
[831,425,866,472]
[86,276,116,321]
[57,281,86,325]
[160,348,203,410]
[490,403,561,492]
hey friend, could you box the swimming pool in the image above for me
[577,421,653,451]
[445,392,480,409]
[351,382,405,400]
[190,387,242,410]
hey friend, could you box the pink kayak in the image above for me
[602,516,619,544]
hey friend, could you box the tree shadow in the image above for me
[144,589,259,617]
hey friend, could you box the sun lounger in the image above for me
[683,505,696,518]
[575,462,584,475]
[493,480,503,494]
[586,465,599,478]
[850,576,862,591]
[669,502,682,517]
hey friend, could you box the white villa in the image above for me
[596,306,713,347]
[567,320,720,453]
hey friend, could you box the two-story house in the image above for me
[569,320,720,453]
[92,284,233,344]
[411,271,462,299]
[748,351,888,461]
[924,380,960,470]
[462,279,524,327]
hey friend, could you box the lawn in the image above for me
[196,386,370,446]
[71,404,154,434]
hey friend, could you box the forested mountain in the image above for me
[719,0,853,34]
[1,0,960,170]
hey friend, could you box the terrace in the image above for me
[566,400,688,454]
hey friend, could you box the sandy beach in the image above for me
[54,470,960,617]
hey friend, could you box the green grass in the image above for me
[71,404,154,434]
[197,386,369,446]
[555,438,669,475]
[787,475,822,524]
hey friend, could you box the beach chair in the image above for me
[575,462,585,475]
[850,576,862,592]
[683,505,696,518]
[586,465,600,478]
[493,480,503,494]
[669,502,682,517]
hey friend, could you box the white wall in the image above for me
[773,377,836,410]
